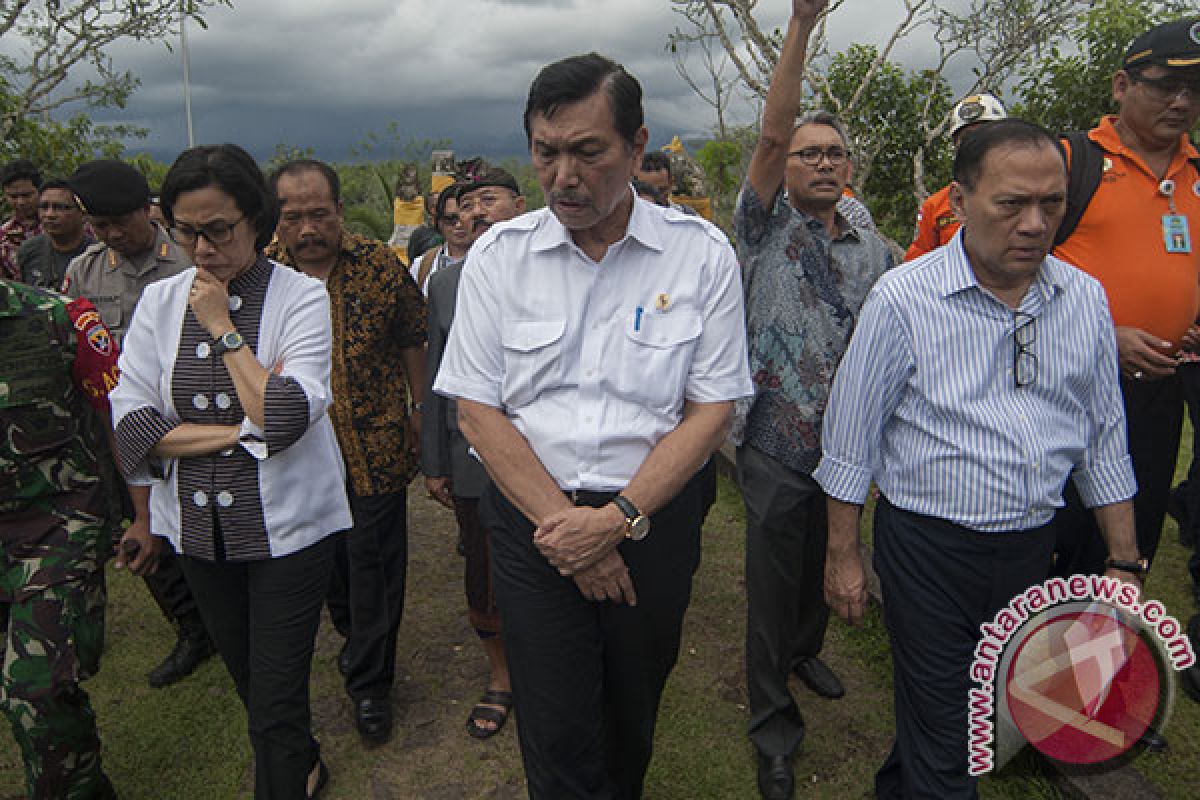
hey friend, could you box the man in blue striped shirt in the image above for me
[814,120,1141,799]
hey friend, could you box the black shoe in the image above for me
[1139,729,1168,753]
[1181,664,1200,703]
[148,632,215,688]
[93,772,118,799]
[354,696,392,746]
[1183,615,1200,703]
[793,657,845,699]
[337,643,350,677]
[756,753,794,800]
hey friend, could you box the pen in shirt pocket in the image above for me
[635,305,644,332]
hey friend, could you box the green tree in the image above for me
[1,1,228,167]
[1014,0,1195,132]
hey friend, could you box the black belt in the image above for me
[564,488,619,508]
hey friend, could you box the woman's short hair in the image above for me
[160,144,279,250]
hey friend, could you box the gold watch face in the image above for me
[628,515,650,541]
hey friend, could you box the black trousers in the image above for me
[180,535,333,800]
[1176,363,1200,589]
[326,489,408,701]
[143,548,200,623]
[1052,374,1182,577]
[484,473,705,800]
[873,499,1055,800]
[738,444,830,759]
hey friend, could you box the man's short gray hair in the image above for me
[794,110,851,153]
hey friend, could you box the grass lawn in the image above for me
[2,461,1198,798]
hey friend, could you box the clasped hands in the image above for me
[534,504,637,606]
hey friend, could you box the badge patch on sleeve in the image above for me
[85,322,112,356]
[73,308,102,332]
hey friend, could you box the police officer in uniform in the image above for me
[0,279,142,799]
[62,160,216,687]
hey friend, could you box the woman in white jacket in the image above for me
[109,144,350,800]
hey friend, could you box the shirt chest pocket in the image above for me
[501,318,567,410]
[92,295,123,331]
[617,311,702,412]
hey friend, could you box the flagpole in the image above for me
[181,0,195,148]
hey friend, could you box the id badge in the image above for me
[1163,214,1192,254]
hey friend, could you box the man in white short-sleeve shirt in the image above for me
[434,52,752,799]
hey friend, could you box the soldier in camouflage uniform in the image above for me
[0,278,123,799]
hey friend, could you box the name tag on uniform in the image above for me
[1163,214,1192,254]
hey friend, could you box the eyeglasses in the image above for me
[1132,73,1200,103]
[1014,312,1037,389]
[787,146,849,166]
[37,202,78,212]
[170,215,245,247]
[457,190,514,214]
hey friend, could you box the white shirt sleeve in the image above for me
[686,239,754,404]
[433,243,506,409]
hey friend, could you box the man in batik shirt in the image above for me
[267,159,427,746]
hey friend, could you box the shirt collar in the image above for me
[1091,115,1200,166]
[780,192,857,242]
[941,229,1065,305]
[229,252,274,294]
[530,187,661,254]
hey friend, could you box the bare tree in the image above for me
[670,0,1089,202]
[667,3,747,139]
[0,1,229,144]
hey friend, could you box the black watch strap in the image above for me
[1105,557,1149,577]
[612,494,641,522]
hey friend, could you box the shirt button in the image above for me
[228,295,243,312]
[196,342,211,359]
[193,491,208,507]
[217,490,234,508]
[193,393,210,410]
[585,416,593,424]
[215,392,232,410]
[586,369,594,378]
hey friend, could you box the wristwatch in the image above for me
[212,330,245,357]
[1105,557,1150,578]
[612,495,650,541]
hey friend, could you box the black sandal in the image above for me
[466,689,513,739]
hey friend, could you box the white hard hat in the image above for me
[950,93,1007,136]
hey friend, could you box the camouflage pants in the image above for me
[0,512,109,800]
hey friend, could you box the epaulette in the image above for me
[661,209,729,245]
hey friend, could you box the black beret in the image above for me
[457,167,520,197]
[1124,18,1200,69]
[68,160,150,216]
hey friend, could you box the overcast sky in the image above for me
[16,1,938,164]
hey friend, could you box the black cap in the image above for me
[1124,18,1200,69]
[456,167,520,197]
[68,160,150,216]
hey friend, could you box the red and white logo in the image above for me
[1004,605,1162,765]
[968,576,1194,775]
